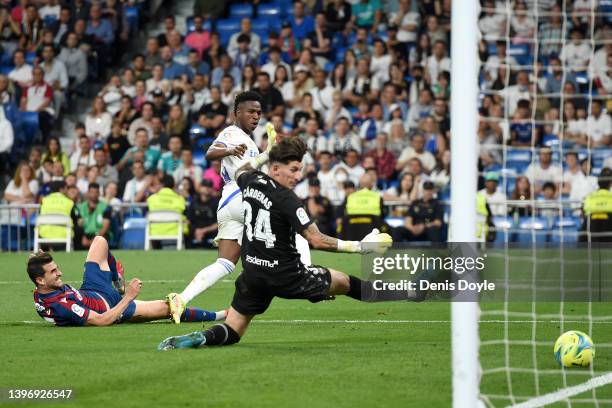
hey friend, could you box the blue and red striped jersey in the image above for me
[33,285,110,326]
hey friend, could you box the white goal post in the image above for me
[450,0,480,407]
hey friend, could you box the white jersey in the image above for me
[215,125,260,192]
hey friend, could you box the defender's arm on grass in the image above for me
[86,278,142,326]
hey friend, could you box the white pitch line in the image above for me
[4,319,612,325]
[509,372,612,408]
[0,279,235,285]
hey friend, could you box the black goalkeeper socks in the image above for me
[202,323,241,346]
[347,275,410,302]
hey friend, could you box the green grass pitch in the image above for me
[0,250,610,407]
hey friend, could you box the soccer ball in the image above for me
[554,330,595,368]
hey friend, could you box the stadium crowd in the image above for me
[0,0,611,247]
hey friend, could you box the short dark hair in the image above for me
[542,182,556,191]
[88,182,100,191]
[234,91,262,114]
[49,180,66,193]
[598,167,611,190]
[27,252,53,285]
[162,174,175,188]
[269,137,307,165]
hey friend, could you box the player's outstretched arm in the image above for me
[301,224,392,254]
[205,142,247,161]
[86,278,142,326]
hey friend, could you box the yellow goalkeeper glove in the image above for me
[360,228,393,254]
[266,122,277,153]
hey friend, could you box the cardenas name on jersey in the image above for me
[216,125,259,185]
[243,186,272,209]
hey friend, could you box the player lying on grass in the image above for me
[29,236,226,326]
[158,137,429,350]
[165,91,311,323]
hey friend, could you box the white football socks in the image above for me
[180,258,235,304]
[295,233,312,266]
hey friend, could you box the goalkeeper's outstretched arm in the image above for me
[301,223,392,254]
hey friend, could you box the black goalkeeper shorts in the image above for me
[231,264,333,315]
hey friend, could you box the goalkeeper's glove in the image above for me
[265,122,277,153]
[337,228,393,254]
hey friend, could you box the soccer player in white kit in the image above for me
[166,91,311,323]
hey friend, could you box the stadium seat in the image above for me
[508,44,530,66]
[550,217,579,244]
[0,66,12,75]
[216,18,241,47]
[120,217,147,250]
[517,216,550,244]
[25,52,36,65]
[229,3,254,19]
[505,149,531,174]
[33,214,73,252]
[542,134,559,147]
[384,217,404,228]
[18,111,40,145]
[144,211,183,250]
[492,215,514,245]
[258,2,282,18]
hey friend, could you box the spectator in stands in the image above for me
[325,90,351,130]
[144,37,162,69]
[262,46,291,84]
[165,104,188,144]
[93,148,117,188]
[148,116,168,151]
[3,161,38,204]
[168,29,189,66]
[185,49,209,82]
[478,0,505,42]
[184,15,210,58]
[253,71,284,119]
[503,70,532,117]
[478,172,506,216]
[0,5,20,54]
[509,175,532,217]
[538,4,564,56]
[231,34,257,71]
[104,120,129,166]
[77,182,111,249]
[188,179,218,248]
[172,147,201,185]
[122,160,147,203]
[228,17,261,58]
[303,177,334,236]
[20,66,54,140]
[325,0,352,33]
[383,172,419,216]
[8,49,32,92]
[120,127,160,171]
[146,174,187,242]
[158,134,182,176]
[562,152,582,195]
[69,0,90,21]
[102,180,121,209]
[160,45,185,80]
[562,100,586,145]
[86,3,113,46]
[296,118,327,157]
[219,74,236,108]
[197,86,227,137]
[293,93,322,130]
[509,99,535,147]
[510,1,535,42]
[407,88,434,130]
[586,100,611,147]
[202,159,221,196]
[333,149,365,185]
[392,181,443,242]
[127,101,154,144]
[359,102,384,147]
[210,53,241,88]
[40,136,68,176]
[425,40,450,87]
[328,117,361,156]
[344,58,378,105]
[69,134,94,172]
[545,57,576,105]
[525,147,563,195]
[570,158,599,206]
[85,96,112,139]
[560,28,591,74]
[57,35,87,93]
[18,5,44,52]
[364,133,397,182]
[396,133,436,173]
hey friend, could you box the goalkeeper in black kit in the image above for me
[159,136,409,350]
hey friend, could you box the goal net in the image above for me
[452,0,612,406]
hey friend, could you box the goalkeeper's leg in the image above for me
[328,269,432,302]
